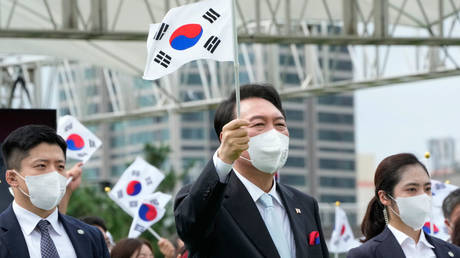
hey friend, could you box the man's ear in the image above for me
[5,170,20,187]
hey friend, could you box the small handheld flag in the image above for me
[143,0,234,81]
[57,115,102,164]
[328,203,361,253]
[108,157,165,217]
[128,192,171,238]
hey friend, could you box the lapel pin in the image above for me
[295,208,301,214]
[448,251,454,257]
[77,229,85,235]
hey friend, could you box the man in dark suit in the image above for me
[174,84,328,258]
[0,125,109,258]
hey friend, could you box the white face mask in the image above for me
[241,129,289,174]
[388,193,432,230]
[14,170,67,211]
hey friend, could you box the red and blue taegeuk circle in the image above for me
[422,222,439,234]
[66,134,85,151]
[169,24,203,50]
[138,203,158,222]
[126,180,142,196]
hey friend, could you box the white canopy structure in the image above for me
[1,0,460,121]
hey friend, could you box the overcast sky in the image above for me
[355,75,460,166]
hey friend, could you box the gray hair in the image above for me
[442,188,460,220]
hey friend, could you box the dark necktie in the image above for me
[36,220,60,258]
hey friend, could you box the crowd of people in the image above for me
[0,84,460,257]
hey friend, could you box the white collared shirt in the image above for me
[12,201,77,258]
[387,224,436,258]
[213,152,296,258]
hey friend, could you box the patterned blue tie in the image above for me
[36,220,60,258]
[258,193,291,258]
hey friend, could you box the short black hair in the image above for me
[213,84,285,140]
[80,216,108,232]
[442,188,460,220]
[1,124,67,170]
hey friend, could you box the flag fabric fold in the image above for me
[128,192,172,238]
[108,157,165,217]
[143,0,234,80]
[425,179,459,240]
[328,206,361,253]
[57,115,102,164]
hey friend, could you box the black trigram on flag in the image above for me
[154,23,169,40]
[204,36,221,54]
[202,8,220,23]
[154,51,172,68]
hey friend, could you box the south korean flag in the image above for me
[57,115,102,164]
[143,0,234,80]
[108,157,165,217]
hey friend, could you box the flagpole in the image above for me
[147,227,161,241]
[425,151,434,236]
[231,0,240,118]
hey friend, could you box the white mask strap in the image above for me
[11,170,31,198]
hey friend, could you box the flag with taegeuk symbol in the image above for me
[328,206,361,253]
[128,192,172,238]
[143,0,234,80]
[424,179,459,240]
[57,115,102,164]
[108,157,165,217]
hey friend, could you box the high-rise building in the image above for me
[57,25,357,230]
[428,138,456,175]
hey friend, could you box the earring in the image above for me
[383,207,389,224]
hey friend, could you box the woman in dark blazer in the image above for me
[348,153,460,258]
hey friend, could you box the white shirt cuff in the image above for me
[212,150,233,183]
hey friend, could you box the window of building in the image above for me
[129,131,155,145]
[87,103,99,114]
[128,118,153,127]
[319,147,355,153]
[181,112,204,122]
[282,73,300,85]
[133,78,151,89]
[319,158,355,171]
[320,176,355,188]
[285,156,305,168]
[185,74,202,85]
[317,95,353,106]
[159,129,169,141]
[181,128,204,140]
[280,174,306,186]
[318,130,354,142]
[318,112,354,125]
[82,167,100,179]
[285,109,304,121]
[137,95,155,107]
[86,85,98,96]
[110,135,125,148]
[59,107,70,115]
[84,67,97,79]
[111,164,127,177]
[110,121,124,132]
[182,145,205,151]
[289,128,304,139]
[320,194,356,203]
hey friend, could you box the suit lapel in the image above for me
[223,171,280,258]
[426,233,449,258]
[277,184,309,258]
[0,204,30,258]
[59,213,92,257]
[374,227,405,258]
